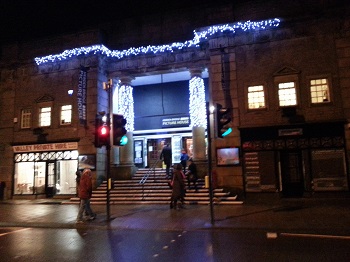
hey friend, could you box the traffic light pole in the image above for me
[106,143,111,220]
[206,102,215,225]
[105,81,112,221]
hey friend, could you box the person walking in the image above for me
[76,169,96,223]
[180,149,189,173]
[75,169,81,197]
[170,163,186,209]
[160,143,172,178]
[186,158,198,191]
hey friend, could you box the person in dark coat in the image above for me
[160,143,172,178]
[186,158,198,191]
[170,163,186,209]
[76,169,96,223]
[75,169,82,197]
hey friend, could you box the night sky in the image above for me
[0,0,232,45]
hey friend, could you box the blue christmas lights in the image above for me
[34,18,280,65]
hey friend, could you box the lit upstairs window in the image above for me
[310,78,330,103]
[278,82,297,106]
[39,107,51,127]
[60,105,72,125]
[248,85,265,109]
[21,109,32,129]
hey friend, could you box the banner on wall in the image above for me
[13,142,78,153]
[77,68,88,125]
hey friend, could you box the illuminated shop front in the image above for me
[13,142,79,197]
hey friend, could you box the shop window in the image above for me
[39,106,51,127]
[14,150,79,195]
[21,109,32,129]
[247,85,265,109]
[60,105,72,125]
[310,78,330,103]
[278,82,297,106]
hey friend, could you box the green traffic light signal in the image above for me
[120,135,128,146]
[113,114,128,146]
[216,103,232,138]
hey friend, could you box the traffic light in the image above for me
[216,103,232,138]
[113,114,128,146]
[95,114,110,147]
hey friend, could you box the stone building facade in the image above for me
[0,0,349,199]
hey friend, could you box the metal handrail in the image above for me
[139,158,161,185]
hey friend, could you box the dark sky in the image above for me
[0,0,232,45]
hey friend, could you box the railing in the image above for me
[139,159,162,200]
[139,159,161,185]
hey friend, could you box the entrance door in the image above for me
[45,161,56,197]
[280,151,304,197]
[147,139,171,168]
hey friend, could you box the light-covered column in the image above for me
[189,68,207,161]
[118,76,134,165]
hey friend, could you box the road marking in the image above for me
[0,228,31,237]
[280,233,350,240]
[266,232,278,239]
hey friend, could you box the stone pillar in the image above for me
[189,68,208,177]
[192,126,206,160]
[189,68,206,161]
[111,76,137,179]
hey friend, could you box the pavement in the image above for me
[1,192,350,237]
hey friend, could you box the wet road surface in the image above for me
[0,226,349,262]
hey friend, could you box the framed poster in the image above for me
[216,147,240,166]
[78,154,96,170]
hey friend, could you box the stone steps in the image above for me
[66,168,242,205]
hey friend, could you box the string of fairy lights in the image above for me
[34,18,280,129]
[118,84,135,132]
[34,18,280,65]
[189,76,207,128]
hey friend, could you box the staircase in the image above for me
[67,168,242,205]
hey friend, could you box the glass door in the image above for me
[34,161,46,194]
[46,161,56,197]
[280,150,304,197]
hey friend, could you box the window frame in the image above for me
[274,74,299,108]
[39,105,52,127]
[60,104,72,125]
[246,84,267,110]
[308,75,332,105]
[21,108,32,129]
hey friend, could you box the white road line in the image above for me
[280,232,350,240]
[0,228,31,237]
[266,232,278,239]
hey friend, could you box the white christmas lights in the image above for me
[34,18,280,65]
[189,76,207,128]
[118,84,134,132]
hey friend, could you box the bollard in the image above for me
[205,175,209,188]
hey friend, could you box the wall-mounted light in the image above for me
[209,105,215,113]
[68,90,74,96]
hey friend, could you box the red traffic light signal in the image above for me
[95,114,110,148]
[100,126,108,135]
[113,114,128,146]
